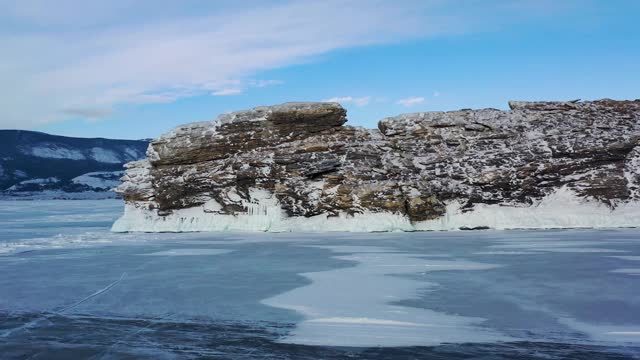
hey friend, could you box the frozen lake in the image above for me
[1,200,639,359]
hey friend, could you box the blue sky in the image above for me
[0,0,638,139]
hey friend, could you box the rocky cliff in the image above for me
[112,99,640,232]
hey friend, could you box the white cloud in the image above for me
[251,79,283,88]
[433,91,441,97]
[61,107,113,119]
[0,0,580,128]
[212,89,242,96]
[353,97,371,106]
[211,79,281,95]
[325,97,353,103]
[0,0,435,128]
[324,96,371,107]
[396,96,426,107]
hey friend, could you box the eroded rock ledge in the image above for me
[113,99,640,232]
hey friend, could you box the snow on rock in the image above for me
[113,100,640,232]
[72,171,124,190]
[415,187,640,231]
[124,147,142,161]
[90,147,121,163]
[25,145,86,160]
[112,187,640,232]
[114,160,154,201]
[18,144,131,163]
[6,177,59,191]
[16,177,59,185]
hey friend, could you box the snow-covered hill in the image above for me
[0,130,148,199]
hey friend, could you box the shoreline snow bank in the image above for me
[111,187,640,233]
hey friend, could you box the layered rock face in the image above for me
[113,100,640,232]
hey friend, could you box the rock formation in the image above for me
[112,99,640,232]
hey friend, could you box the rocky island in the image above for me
[112,99,640,232]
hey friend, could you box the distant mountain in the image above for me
[0,130,148,199]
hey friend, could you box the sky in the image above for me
[0,0,638,140]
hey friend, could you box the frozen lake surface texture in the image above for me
[1,200,639,359]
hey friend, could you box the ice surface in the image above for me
[473,251,543,255]
[486,239,629,254]
[112,187,640,233]
[262,245,510,347]
[559,318,640,343]
[610,268,640,276]
[609,256,640,261]
[2,201,640,355]
[141,249,233,256]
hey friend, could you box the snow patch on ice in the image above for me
[608,256,640,261]
[261,245,508,347]
[0,232,115,255]
[527,248,627,253]
[483,239,627,254]
[304,245,404,253]
[140,249,233,256]
[307,317,423,327]
[474,251,543,255]
[610,268,640,276]
[559,317,640,344]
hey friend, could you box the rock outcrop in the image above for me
[112,99,640,232]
